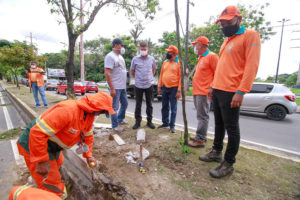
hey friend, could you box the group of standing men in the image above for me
[104,5,261,179]
[13,4,261,200]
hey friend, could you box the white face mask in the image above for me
[31,65,36,68]
[194,46,199,55]
[120,47,125,55]
[140,50,148,56]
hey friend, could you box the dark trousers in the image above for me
[161,86,178,128]
[134,86,153,124]
[212,89,240,164]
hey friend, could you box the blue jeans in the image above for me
[111,89,128,128]
[161,86,178,128]
[31,82,47,106]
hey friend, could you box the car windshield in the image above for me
[48,80,58,83]
[88,82,96,85]
[74,82,83,86]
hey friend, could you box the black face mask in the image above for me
[166,53,172,60]
[221,22,240,37]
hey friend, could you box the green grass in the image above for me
[0,128,23,141]
[290,88,300,94]
[98,85,108,89]
[296,98,300,106]
[187,87,193,96]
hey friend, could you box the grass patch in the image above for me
[0,103,12,106]
[0,128,23,141]
[98,85,108,89]
[296,98,300,106]
[187,87,193,96]
[291,88,300,94]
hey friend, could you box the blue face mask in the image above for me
[166,53,172,60]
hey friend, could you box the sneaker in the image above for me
[146,122,155,129]
[209,160,234,178]
[44,105,48,109]
[170,127,176,133]
[113,126,124,133]
[34,105,41,108]
[119,121,128,125]
[132,123,140,130]
[188,140,206,148]
[199,149,222,162]
[157,124,168,129]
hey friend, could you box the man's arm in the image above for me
[131,70,135,78]
[104,68,116,97]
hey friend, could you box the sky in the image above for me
[0,0,300,79]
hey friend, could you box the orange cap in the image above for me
[216,5,241,24]
[191,36,209,46]
[165,45,178,54]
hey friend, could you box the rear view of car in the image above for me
[85,81,98,93]
[241,83,297,120]
[46,79,59,91]
[74,81,86,95]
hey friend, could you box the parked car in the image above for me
[56,81,86,95]
[46,79,59,91]
[239,82,297,120]
[83,81,98,93]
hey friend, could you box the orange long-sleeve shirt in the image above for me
[9,186,61,200]
[212,27,261,94]
[27,100,95,163]
[193,50,218,95]
[158,58,181,91]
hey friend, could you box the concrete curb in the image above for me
[5,86,134,199]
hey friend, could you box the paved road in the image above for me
[0,87,26,134]
[46,89,300,157]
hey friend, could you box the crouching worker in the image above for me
[9,185,61,200]
[16,92,115,199]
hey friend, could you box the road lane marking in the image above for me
[126,111,300,158]
[0,95,13,130]
[10,139,25,166]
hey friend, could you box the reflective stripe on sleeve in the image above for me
[49,136,72,149]
[36,117,56,136]
[84,130,93,136]
[13,185,30,200]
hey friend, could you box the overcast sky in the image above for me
[0,0,300,79]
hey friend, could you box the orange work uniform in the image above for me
[9,185,61,200]
[212,27,261,94]
[158,58,181,91]
[193,50,218,95]
[27,67,45,87]
[17,92,114,199]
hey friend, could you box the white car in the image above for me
[240,82,297,120]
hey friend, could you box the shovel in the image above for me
[43,177,64,194]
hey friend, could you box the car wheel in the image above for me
[81,92,85,96]
[266,105,287,121]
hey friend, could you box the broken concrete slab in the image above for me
[112,134,125,146]
[94,123,112,129]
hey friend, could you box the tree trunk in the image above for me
[174,0,189,145]
[65,35,77,99]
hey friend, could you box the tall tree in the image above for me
[47,0,159,98]
[130,21,144,47]
[0,42,47,88]
[174,0,189,147]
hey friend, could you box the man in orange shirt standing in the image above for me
[27,61,48,108]
[157,45,181,133]
[188,36,218,148]
[199,6,261,178]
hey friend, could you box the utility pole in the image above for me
[80,0,85,81]
[275,18,290,83]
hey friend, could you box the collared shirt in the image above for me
[130,54,157,89]
[193,50,218,95]
[158,57,181,91]
[212,26,261,94]
[104,51,127,89]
